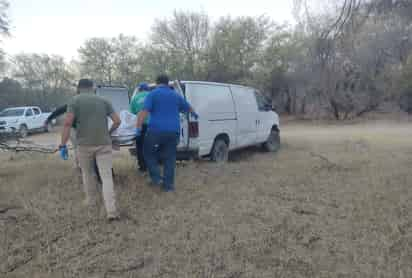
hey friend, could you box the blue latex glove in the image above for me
[135,127,141,137]
[59,145,69,160]
[190,112,199,120]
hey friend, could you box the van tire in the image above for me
[263,129,280,152]
[19,125,28,138]
[211,139,229,163]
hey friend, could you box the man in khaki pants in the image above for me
[59,79,121,221]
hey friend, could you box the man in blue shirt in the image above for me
[136,74,198,192]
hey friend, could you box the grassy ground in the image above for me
[1,122,412,278]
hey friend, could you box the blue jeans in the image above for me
[143,131,179,191]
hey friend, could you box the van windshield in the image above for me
[0,108,25,117]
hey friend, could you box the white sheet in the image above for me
[109,110,136,137]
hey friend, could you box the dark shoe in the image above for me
[138,169,147,177]
[107,212,121,222]
[107,216,120,223]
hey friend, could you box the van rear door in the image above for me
[172,81,190,151]
[95,86,130,113]
[95,86,134,145]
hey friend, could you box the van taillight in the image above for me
[189,121,199,138]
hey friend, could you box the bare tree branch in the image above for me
[0,134,58,154]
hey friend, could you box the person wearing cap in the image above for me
[130,82,150,173]
[136,74,198,192]
[60,79,121,221]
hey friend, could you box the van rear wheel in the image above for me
[263,129,280,152]
[211,139,229,163]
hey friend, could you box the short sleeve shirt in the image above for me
[67,93,115,146]
[129,91,149,124]
[143,85,191,133]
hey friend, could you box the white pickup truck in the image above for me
[0,106,52,137]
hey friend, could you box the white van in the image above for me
[177,81,280,162]
[99,81,280,162]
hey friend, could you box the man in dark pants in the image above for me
[129,83,150,173]
[136,74,198,192]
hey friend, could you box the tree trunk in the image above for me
[285,89,292,114]
[356,103,379,117]
[301,95,307,115]
[330,98,340,120]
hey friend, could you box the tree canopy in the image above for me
[2,1,412,118]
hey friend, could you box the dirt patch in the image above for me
[1,122,412,277]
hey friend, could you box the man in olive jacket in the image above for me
[60,79,121,221]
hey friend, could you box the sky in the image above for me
[4,0,295,61]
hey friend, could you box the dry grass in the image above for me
[1,122,412,278]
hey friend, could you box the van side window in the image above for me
[255,91,271,111]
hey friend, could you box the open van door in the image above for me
[95,85,130,113]
[95,85,135,145]
[172,80,190,153]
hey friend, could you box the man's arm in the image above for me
[109,112,121,135]
[45,104,67,125]
[136,92,152,129]
[60,112,74,147]
[178,95,197,114]
[136,110,149,129]
[129,95,138,114]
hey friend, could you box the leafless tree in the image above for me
[11,54,75,110]
[151,10,210,79]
